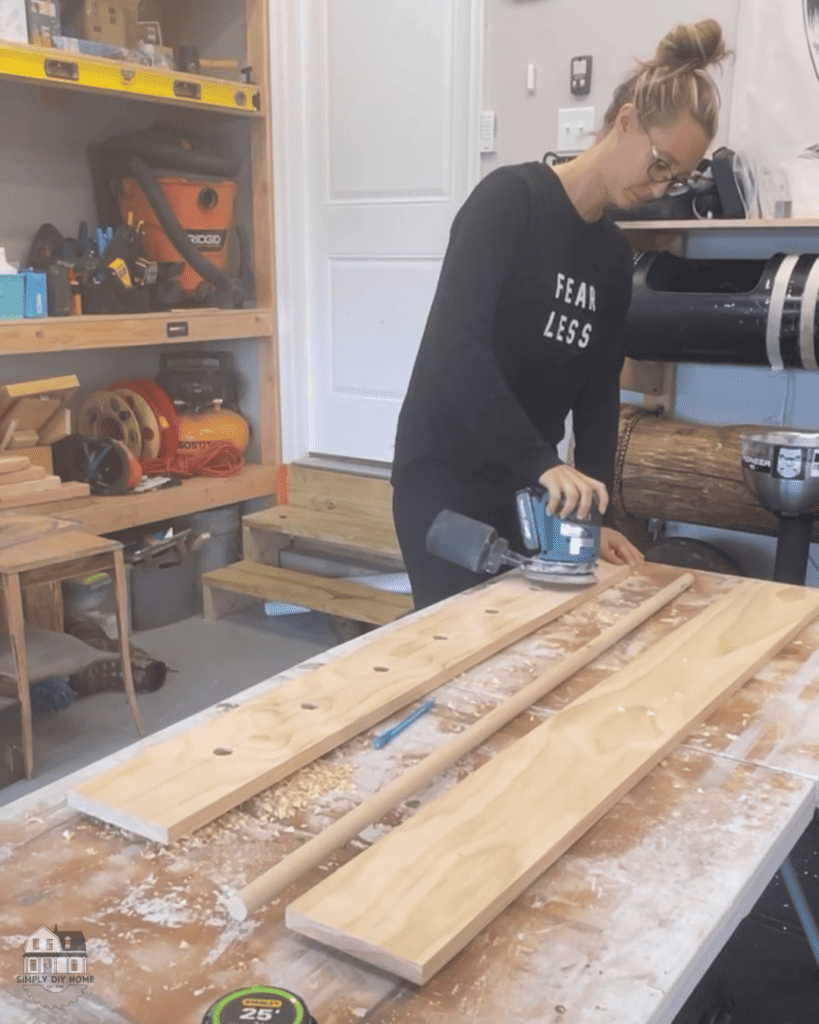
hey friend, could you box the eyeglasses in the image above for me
[643,128,700,189]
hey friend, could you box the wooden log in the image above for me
[616,405,794,539]
[229,572,695,921]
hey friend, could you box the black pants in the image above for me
[392,468,524,611]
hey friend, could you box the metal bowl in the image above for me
[740,430,819,515]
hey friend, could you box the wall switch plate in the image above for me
[556,107,595,153]
[480,110,496,153]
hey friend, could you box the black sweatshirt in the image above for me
[391,162,633,503]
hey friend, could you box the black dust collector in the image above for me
[627,251,819,370]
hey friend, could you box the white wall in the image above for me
[482,0,741,171]
[481,0,819,584]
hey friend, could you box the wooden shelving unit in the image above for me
[0,308,274,355]
[1,0,280,533]
[30,464,275,535]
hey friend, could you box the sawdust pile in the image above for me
[257,762,356,818]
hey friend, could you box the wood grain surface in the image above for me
[287,577,819,984]
[67,564,630,842]
[202,560,413,625]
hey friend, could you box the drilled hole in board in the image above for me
[373,666,390,672]
[301,702,319,710]
[485,608,499,614]
[213,747,233,756]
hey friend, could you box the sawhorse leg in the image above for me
[4,573,35,779]
[780,855,819,969]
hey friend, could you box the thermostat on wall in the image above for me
[571,55,593,96]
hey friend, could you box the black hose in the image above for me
[124,154,245,305]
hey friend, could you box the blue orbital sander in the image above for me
[426,486,601,585]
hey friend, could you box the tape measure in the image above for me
[77,390,142,458]
[52,435,142,495]
[201,986,317,1024]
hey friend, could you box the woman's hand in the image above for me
[599,527,644,568]
[538,465,609,519]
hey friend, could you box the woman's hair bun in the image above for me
[655,18,729,71]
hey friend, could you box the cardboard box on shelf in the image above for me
[73,0,140,48]
[25,0,61,47]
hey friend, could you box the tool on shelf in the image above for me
[26,220,180,314]
[89,124,253,309]
[426,486,602,586]
[174,44,253,83]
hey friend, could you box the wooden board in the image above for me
[202,560,412,625]
[244,504,402,560]
[0,455,30,474]
[67,563,630,842]
[0,474,60,497]
[0,465,46,484]
[0,480,89,509]
[0,374,78,419]
[287,577,819,984]
[286,464,395,530]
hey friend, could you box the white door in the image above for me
[272,0,483,464]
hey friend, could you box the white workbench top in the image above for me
[1,565,818,1024]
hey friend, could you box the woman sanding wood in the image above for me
[391,19,731,609]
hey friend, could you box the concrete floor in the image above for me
[0,604,341,807]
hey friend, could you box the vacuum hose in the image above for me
[124,155,245,307]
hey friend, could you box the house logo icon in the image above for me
[17,924,94,1008]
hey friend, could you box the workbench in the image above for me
[2,563,818,1024]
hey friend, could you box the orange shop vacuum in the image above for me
[88,124,253,309]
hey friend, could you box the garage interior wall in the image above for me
[483,0,819,583]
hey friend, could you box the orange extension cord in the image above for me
[141,440,245,478]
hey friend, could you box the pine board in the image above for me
[285,465,396,531]
[287,578,819,984]
[244,504,402,559]
[0,474,60,497]
[67,564,629,842]
[0,465,46,484]
[202,560,412,625]
[0,480,89,508]
[0,455,31,474]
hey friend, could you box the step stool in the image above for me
[202,465,412,626]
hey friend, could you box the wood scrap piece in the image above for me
[229,573,695,921]
[0,481,89,509]
[0,375,78,433]
[0,475,61,498]
[0,466,47,484]
[0,456,31,474]
[7,430,39,449]
[67,563,631,843]
[287,578,819,984]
